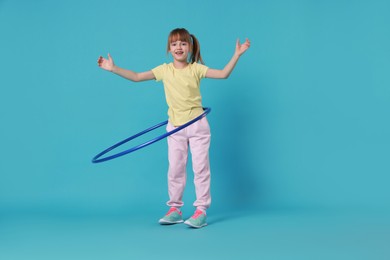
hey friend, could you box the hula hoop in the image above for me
[92,107,211,163]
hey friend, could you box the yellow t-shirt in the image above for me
[152,62,209,126]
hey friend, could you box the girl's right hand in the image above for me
[97,53,115,72]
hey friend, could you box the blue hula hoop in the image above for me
[92,107,211,163]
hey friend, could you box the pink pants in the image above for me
[166,117,211,211]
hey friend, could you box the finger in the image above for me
[236,38,241,48]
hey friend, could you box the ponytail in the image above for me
[167,28,205,64]
[190,34,204,64]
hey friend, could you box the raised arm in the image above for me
[97,54,155,82]
[205,38,250,79]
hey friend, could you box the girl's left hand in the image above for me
[235,38,251,56]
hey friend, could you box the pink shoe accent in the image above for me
[192,210,205,219]
[166,207,182,216]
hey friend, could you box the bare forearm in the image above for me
[112,65,139,82]
[222,53,241,78]
[206,53,241,79]
[210,38,250,79]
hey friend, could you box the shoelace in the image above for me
[192,210,204,219]
[166,207,181,216]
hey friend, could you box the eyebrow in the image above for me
[171,40,188,44]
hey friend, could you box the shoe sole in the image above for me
[184,220,207,228]
[159,219,184,225]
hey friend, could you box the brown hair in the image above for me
[166,28,204,64]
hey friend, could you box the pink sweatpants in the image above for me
[166,117,211,211]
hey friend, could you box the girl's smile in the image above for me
[170,40,190,62]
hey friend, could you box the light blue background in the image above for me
[1,0,389,259]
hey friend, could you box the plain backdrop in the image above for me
[1,0,389,216]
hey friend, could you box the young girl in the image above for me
[98,28,250,228]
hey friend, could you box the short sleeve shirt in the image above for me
[152,62,208,126]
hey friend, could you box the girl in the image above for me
[97,28,250,228]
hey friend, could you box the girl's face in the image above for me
[169,40,190,62]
